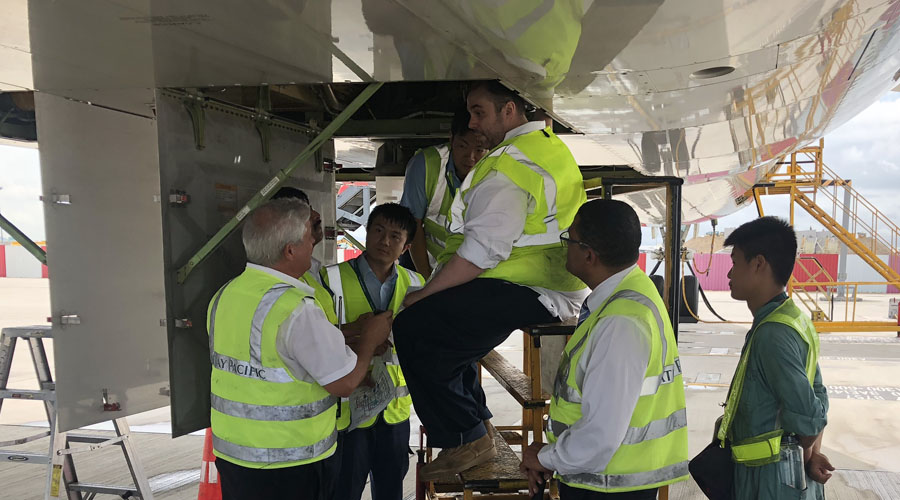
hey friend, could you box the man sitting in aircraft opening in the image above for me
[521,199,689,499]
[393,81,589,478]
[400,107,488,279]
[321,203,424,500]
[206,198,392,500]
[272,186,337,324]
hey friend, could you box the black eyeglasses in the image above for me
[559,230,593,251]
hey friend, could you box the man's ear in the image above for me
[401,242,412,255]
[751,254,767,274]
[282,243,295,261]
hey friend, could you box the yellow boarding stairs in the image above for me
[753,139,900,333]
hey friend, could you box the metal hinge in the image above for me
[59,314,81,325]
[169,190,190,206]
[42,194,71,205]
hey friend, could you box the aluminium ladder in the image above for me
[0,325,154,499]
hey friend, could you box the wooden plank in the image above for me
[460,422,527,488]
[480,350,545,407]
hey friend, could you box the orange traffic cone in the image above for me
[198,428,222,500]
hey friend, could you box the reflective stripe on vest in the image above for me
[559,462,690,492]
[212,431,337,465]
[322,258,423,428]
[422,144,453,262]
[208,268,338,468]
[547,268,688,492]
[717,298,819,464]
[552,290,682,405]
[209,284,295,384]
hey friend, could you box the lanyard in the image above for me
[445,164,459,200]
[349,258,382,314]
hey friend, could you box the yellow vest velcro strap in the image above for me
[211,352,295,383]
[560,461,689,490]
[212,431,336,464]
[640,359,682,397]
[211,393,336,422]
[731,430,783,465]
[622,408,687,445]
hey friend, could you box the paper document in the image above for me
[348,358,395,431]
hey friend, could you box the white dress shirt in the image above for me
[307,257,324,285]
[453,121,588,319]
[537,265,652,474]
[246,263,357,386]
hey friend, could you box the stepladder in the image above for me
[0,325,154,500]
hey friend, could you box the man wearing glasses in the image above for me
[521,199,689,499]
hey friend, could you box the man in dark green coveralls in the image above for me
[722,217,834,499]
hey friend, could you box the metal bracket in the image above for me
[174,318,193,329]
[182,91,206,150]
[254,85,273,162]
[168,190,190,206]
[175,82,384,284]
[49,194,71,205]
[255,118,272,163]
[322,159,339,172]
[59,314,81,326]
[101,388,121,412]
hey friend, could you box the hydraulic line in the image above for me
[679,260,750,324]
[692,219,717,275]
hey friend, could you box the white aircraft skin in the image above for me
[3,0,900,222]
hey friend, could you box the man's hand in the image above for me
[374,340,392,356]
[519,442,552,497]
[806,451,835,484]
[358,311,393,349]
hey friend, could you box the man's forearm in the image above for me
[417,254,483,299]
[410,218,432,278]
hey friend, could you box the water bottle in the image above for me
[778,435,807,490]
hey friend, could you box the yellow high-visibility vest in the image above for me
[548,267,689,492]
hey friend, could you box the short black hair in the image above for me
[573,199,641,268]
[272,186,309,204]
[451,107,475,137]
[724,216,797,286]
[468,81,528,116]
[366,203,417,244]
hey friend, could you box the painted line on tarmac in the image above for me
[827,385,900,401]
[819,336,900,344]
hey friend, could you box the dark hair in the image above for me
[468,81,528,116]
[272,186,309,204]
[451,107,475,137]
[366,203,417,243]
[573,199,641,268]
[724,216,797,286]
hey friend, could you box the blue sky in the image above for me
[2,93,900,244]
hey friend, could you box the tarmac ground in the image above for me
[2,277,900,499]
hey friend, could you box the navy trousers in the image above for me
[216,452,338,500]
[560,484,658,499]
[394,278,557,448]
[331,417,411,500]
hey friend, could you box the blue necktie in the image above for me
[577,303,591,327]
